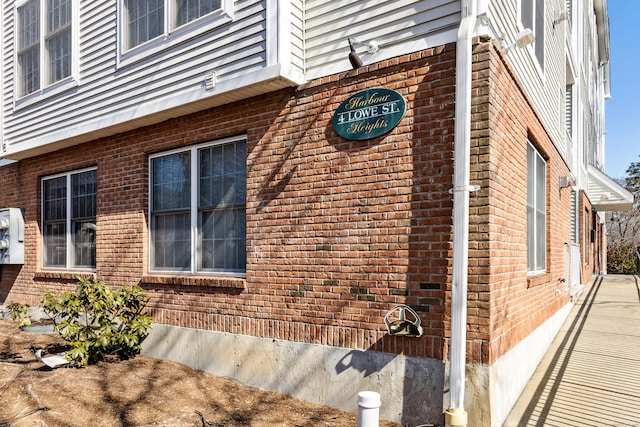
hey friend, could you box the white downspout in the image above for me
[444,1,477,426]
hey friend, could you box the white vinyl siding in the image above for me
[304,0,460,80]
[3,0,464,159]
[118,0,233,66]
[3,0,270,156]
[565,84,573,135]
[290,0,304,73]
[121,0,225,52]
[488,0,566,156]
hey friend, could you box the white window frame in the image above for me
[519,0,545,71]
[41,167,97,271]
[117,0,234,68]
[527,141,546,274]
[14,0,78,109]
[584,208,590,265]
[148,135,246,276]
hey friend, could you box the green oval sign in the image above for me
[332,88,406,140]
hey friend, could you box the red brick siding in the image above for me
[578,192,597,281]
[468,39,573,365]
[0,46,458,361]
[0,39,593,367]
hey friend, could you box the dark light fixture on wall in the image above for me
[347,38,380,69]
[348,38,363,69]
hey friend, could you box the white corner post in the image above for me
[445,0,477,426]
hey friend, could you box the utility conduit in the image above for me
[444,0,477,426]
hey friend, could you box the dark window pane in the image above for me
[151,140,246,273]
[198,140,246,272]
[176,0,220,27]
[125,0,164,49]
[199,141,246,208]
[18,0,40,49]
[152,213,191,270]
[73,221,96,268]
[152,152,191,211]
[44,176,67,222]
[18,48,40,95]
[47,0,71,33]
[44,222,66,267]
[72,170,97,220]
[43,170,96,269]
[43,176,67,268]
[46,29,71,83]
[200,207,245,271]
[526,142,546,272]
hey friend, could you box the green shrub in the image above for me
[42,276,152,367]
[607,241,639,274]
[6,301,31,327]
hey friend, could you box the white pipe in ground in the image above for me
[357,391,381,427]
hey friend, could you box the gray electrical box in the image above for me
[0,208,24,264]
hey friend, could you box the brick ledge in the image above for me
[34,271,96,281]
[527,273,550,288]
[141,275,246,289]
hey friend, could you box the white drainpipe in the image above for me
[444,0,477,426]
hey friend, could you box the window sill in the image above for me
[117,4,233,70]
[527,272,550,288]
[14,77,78,110]
[34,271,96,281]
[141,274,246,290]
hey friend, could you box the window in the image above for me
[176,0,219,27]
[584,208,590,265]
[122,0,224,51]
[570,190,577,243]
[150,137,246,274]
[527,142,546,272]
[17,0,73,97]
[520,0,545,68]
[42,168,97,269]
[123,0,165,50]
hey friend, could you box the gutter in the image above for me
[444,0,477,426]
[593,0,610,63]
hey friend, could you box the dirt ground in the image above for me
[0,320,401,427]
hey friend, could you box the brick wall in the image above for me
[0,45,458,361]
[468,38,573,365]
[0,39,589,367]
[579,192,597,280]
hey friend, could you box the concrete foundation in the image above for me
[2,301,573,426]
[456,301,573,427]
[141,324,446,426]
